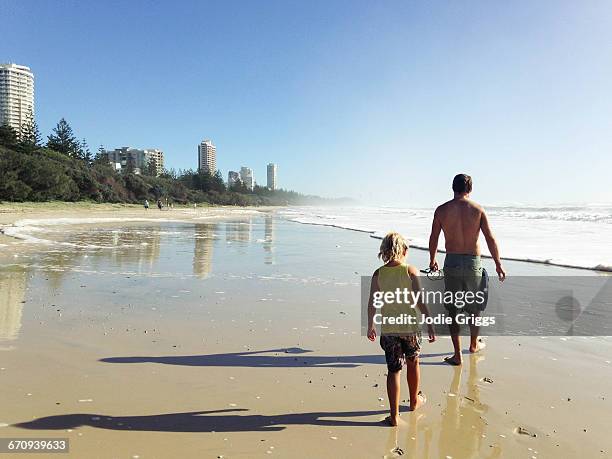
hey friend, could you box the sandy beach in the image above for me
[1,204,611,458]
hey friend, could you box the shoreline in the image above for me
[2,201,611,273]
[0,201,279,247]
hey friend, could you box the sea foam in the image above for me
[280,206,612,272]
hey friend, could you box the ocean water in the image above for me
[2,205,611,272]
[279,205,612,272]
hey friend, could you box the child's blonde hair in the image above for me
[378,232,408,263]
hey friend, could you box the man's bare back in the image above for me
[428,179,505,280]
[435,198,483,255]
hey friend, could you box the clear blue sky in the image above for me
[2,0,611,206]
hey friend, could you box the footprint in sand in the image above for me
[516,426,537,437]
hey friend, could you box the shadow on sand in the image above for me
[99,348,450,368]
[15,408,410,432]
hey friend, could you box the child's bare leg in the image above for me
[406,356,426,411]
[386,370,401,425]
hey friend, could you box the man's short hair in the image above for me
[452,174,472,193]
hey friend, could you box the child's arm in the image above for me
[408,266,436,343]
[367,270,380,341]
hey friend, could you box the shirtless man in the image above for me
[429,174,506,365]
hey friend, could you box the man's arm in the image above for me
[367,270,380,341]
[480,211,506,281]
[429,208,442,271]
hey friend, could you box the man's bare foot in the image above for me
[384,415,403,426]
[409,391,427,411]
[444,355,462,366]
[469,339,487,353]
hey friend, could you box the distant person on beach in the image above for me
[428,174,506,366]
[157,199,163,211]
[144,199,149,210]
[367,232,436,425]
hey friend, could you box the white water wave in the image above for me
[280,206,612,272]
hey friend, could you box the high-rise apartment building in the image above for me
[0,64,35,132]
[198,139,217,173]
[103,147,164,176]
[228,171,240,188]
[267,163,277,190]
[240,167,255,190]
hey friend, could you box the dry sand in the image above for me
[0,203,611,458]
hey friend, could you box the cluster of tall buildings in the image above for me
[228,164,277,191]
[198,139,277,190]
[0,63,35,132]
[103,147,165,176]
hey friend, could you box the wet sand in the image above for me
[0,205,611,458]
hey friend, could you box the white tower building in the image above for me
[267,163,277,190]
[240,167,255,190]
[0,64,35,132]
[198,139,217,173]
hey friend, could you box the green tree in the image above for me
[19,110,42,148]
[79,138,93,165]
[93,144,107,165]
[0,123,18,148]
[145,157,159,176]
[212,170,227,192]
[230,179,248,193]
[124,155,135,175]
[46,118,80,157]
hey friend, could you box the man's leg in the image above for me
[468,312,486,353]
[464,260,485,353]
[443,259,464,365]
[446,316,462,365]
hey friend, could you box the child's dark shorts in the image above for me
[380,333,422,373]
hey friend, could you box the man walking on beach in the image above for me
[428,174,506,365]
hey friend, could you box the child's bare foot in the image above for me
[409,391,426,411]
[384,415,403,426]
[469,338,486,353]
[444,355,462,366]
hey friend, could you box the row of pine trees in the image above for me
[2,114,104,166]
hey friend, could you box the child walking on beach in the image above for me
[367,232,436,426]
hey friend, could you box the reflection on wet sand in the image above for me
[438,355,495,459]
[263,214,275,265]
[105,227,161,268]
[226,220,251,244]
[382,355,499,459]
[37,227,163,287]
[0,266,28,343]
[193,223,217,279]
[384,411,432,459]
